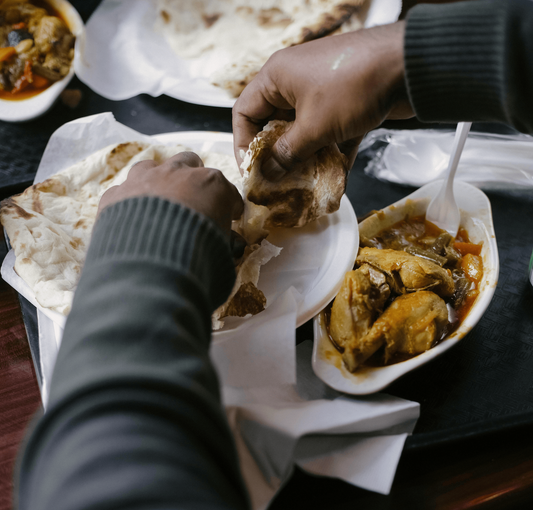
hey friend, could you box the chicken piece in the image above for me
[43,50,70,76]
[0,55,24,90]
[34,16,69,54]
[357,263,390,312]
[22,5,47,33]
[357,247,455,297]
[1,2,47,33]
[329,266,390,372]
[361,291,449,367]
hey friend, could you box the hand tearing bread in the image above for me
[1,125,349,330]
[0,142,280,328]
[238,120,348,244]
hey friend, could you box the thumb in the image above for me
[262,121,325,181]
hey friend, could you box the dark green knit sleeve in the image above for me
[405,0,533,133]
[16,197,250,510]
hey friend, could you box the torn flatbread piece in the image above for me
[239,120,348,243]
[212,238,282,329]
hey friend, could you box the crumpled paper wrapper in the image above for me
[74,0,403,107]
[2,112,419,508]
[360,128,533,189]
[213,288,419,508]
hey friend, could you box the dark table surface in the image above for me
[2,0,533,509]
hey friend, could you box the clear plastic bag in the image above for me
[359,128,533,189]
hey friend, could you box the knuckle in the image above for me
[130,160,152,174]
[267,48,284,67]
[276,136,303,166]
[206,167,226,185]
[206,168,236,194]
[340,138,360,149]
[167,151,204,168]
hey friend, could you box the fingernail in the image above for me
[262,157,286,182]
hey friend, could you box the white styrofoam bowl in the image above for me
[312,180,499,395]
[0,0,84,122]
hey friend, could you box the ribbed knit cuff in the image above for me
[405,0,508,123]
[86,196,236,310]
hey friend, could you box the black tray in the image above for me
[1,0,533,456]
[5,130,533,452]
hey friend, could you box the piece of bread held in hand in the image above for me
[239,120,348,244]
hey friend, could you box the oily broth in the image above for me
[0,79,49,100]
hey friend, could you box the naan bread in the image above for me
[212,238,282,329]
[239,120,348,244]
[155,0,368,97]
[0,141,278,327]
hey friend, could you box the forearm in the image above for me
[405,0,533,132]
[16,197,249,510]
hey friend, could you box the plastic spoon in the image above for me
[426,122,472,238]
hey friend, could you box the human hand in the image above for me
[233,21,413,179]
[98,152,244,237]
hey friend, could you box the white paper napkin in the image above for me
[218,325,419,510]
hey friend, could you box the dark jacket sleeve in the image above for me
[16,196,250,510]
[405,0,533,133]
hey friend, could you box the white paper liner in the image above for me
[74,0,403,107]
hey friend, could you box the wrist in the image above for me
[355,20,407,119]
[378,20,407,111]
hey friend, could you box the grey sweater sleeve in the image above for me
[405,0,533,133]
[16,196,250,510]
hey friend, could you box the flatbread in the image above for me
[0,141,279,327]
[155,0,367,97]
[212,238,282,329]
[239,120,348,243]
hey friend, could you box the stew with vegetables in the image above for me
[326,215,483,372]
[0,0,75,99]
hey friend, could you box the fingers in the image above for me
[232,66,293,169]
[232,111,264,175]
[207,167,244,221]
[337,135,364,171]
[262,120,327,181]
[163,151,204,169]
[129,159,158,175]
[129,152,204,178]
[233,91,276,171]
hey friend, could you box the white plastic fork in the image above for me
[426,122,472,238]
